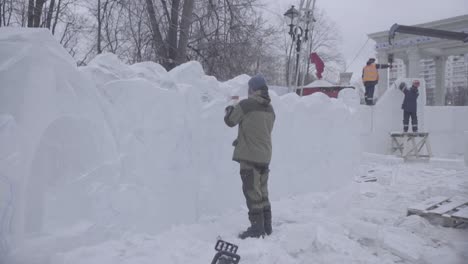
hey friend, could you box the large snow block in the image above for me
[0,115,20,256]
[0,28,118,238]
[269,92,361,198]
[424,106,468,156]
[87,53,136,79]
[381,227,425,262]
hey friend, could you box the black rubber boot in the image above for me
[238,211,265,239]
[263,207,272,236]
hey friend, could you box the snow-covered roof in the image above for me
[303,79,335,88]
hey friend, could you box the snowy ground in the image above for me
[8,154,468,264]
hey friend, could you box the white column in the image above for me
[402,58,409,77]
[376,52,388,98]
[434,56,447,106]
[406,47,421,78]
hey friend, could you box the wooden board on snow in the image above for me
[452,205,468,219]
[407,196,449,215]
[407,196,468,228]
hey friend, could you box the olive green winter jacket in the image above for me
[224,91,275,166]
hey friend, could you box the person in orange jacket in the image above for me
[362,58,392,105]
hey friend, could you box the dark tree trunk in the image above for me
[167,0,180,69]
[176,0,194,65]
[27,0,34,27]
[45,0,54,29]
[52,0,61,34]
[0,0,3,27]
[97,0,102,54]
[33,0,46,27]
[145,0,167,66]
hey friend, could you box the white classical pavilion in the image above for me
[368,15,468,105]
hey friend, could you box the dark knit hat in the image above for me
[248,74,268,93]
[366,58,376,65]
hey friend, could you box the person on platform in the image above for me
[399,79,420,132]
[362,58,392,105]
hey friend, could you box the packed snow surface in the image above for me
[7,154,468,264]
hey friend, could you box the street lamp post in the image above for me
[284,5,310,94]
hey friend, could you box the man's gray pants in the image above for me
[240,161,270,213]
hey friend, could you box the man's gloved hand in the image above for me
[225,105,234,115]
[399,82,407,91]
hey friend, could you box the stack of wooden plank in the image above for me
[407,196,468,228]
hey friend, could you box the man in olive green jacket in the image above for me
[224,74,275,239]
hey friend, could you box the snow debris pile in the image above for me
[0,28,360,261]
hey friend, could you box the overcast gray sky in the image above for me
[263,0,468,82]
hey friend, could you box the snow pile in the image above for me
[0,28,118,253]
[82,54,226,102]
[0,115,18,256]
[0,28,361,262]
[338,88,361,109]
[425,106,468,156]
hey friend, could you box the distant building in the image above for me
[388,54,468,106]
[445,55,468,105]
[420,59,437,105]
[388,59,406,86]
[368,15,468,106]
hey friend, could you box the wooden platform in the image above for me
[390,132,432,160]
[407,196,468,228]
[356,169,377,183]
[356,175,377,183]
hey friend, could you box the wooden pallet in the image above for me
[356,175,377,183]
[355,169,377,183]
[390,132,432,161]
[407,196,468,227]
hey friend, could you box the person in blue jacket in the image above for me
[399,79,420,132]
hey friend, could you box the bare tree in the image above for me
[3,0,306,85]
[166,0,180,69]
[145,0,166,64]
[187,0,279,81]
[45,0,54,28]
[0,0,4,26]
[176,0,194,64]
[118,0,153,63]
[96,0,104,54]
[0,0,16,26]
[51,0,62,34]
[29,0,46,27]
[144,0,195,69]
[0,0,34,27]
[27,0,33,26]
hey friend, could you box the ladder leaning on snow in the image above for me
[390,132,432,160]
[407,196,468,228]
